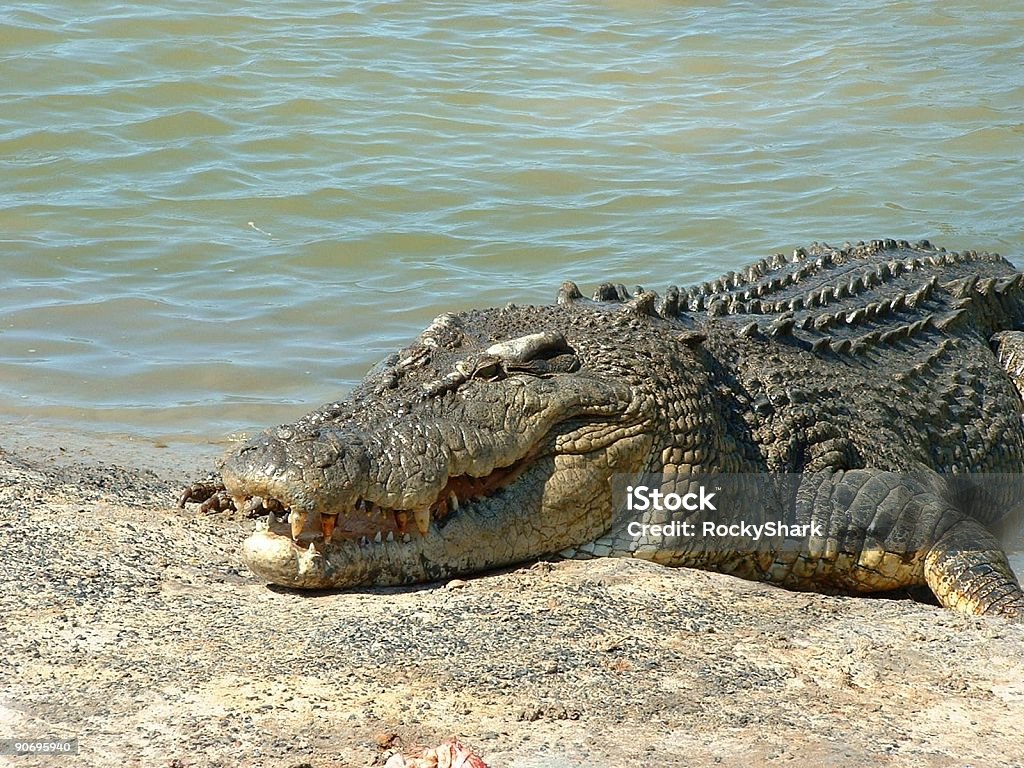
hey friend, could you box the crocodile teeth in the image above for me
[386,531,396,543]
[414,507,431,536]
[394,511,409,535]
[289,509,308,540]
[374,531,383,545]
[449,492,460,512]
[241,496,262,516]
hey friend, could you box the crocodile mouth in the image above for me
[234,450,539,550]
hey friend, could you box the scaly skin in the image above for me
[198,239,1024,620]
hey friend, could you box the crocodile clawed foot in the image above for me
[178,475,236,514]
[201,491,237,514]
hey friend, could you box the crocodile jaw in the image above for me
[219,368,649,588]
[237,431,653,588]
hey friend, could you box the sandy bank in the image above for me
[1,446,1022,767]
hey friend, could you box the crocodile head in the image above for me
[223,294,709,588]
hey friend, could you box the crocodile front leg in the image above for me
[768,469,1024,621]
[925,519,1024,618]
[614,466,1024,622]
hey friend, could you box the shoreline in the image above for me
[2,444,1023,767]
[2,422,230,479]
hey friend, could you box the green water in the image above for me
[2,0,1023,471]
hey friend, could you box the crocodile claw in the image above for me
[177,476,236,514]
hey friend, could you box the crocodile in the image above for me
[186,239,1024,619]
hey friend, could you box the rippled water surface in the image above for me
[3,0,1024,468]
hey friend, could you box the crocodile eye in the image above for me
[485,331,571,362]
[473,360,504,381]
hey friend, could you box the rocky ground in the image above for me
[1,444,1022,768]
